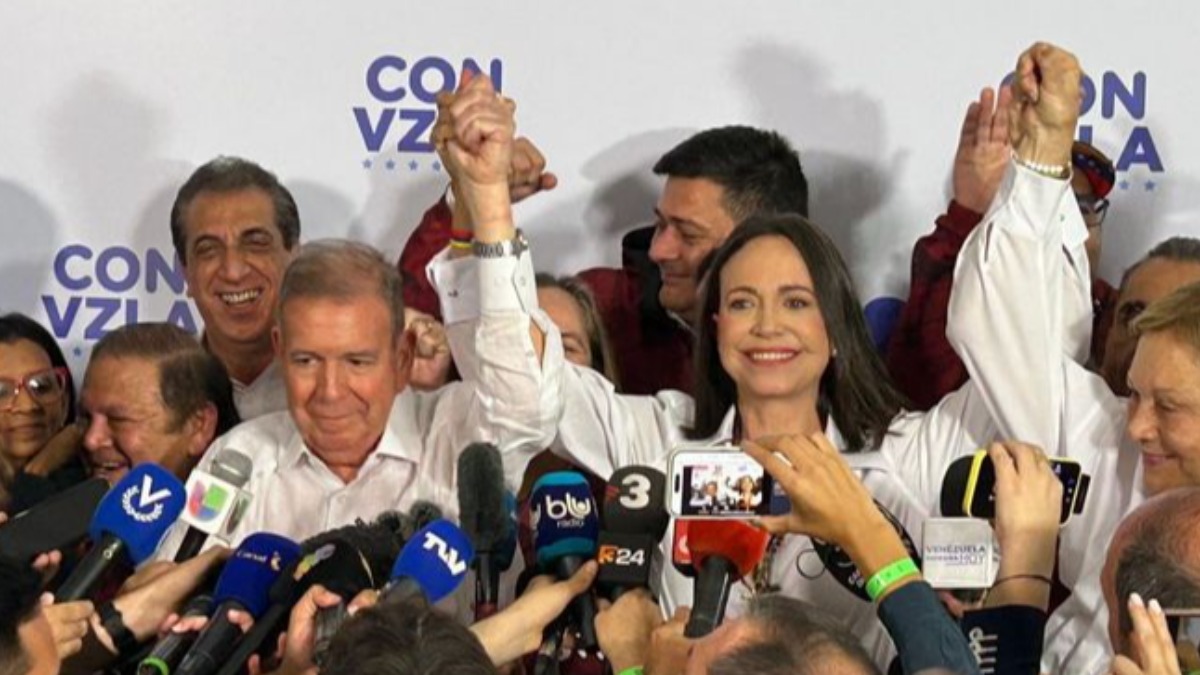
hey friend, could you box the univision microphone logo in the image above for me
[187,481,230,523]
[120,474,174,523]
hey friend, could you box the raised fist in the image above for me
[436,71,515,198]
[1009,42,1082,168]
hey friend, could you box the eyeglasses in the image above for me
[1076,195,1110,226]
[0,367,68,412]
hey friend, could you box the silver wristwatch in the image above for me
[472,229,529,259]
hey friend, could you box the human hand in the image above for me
[404,308,452,392]
[438,71,515,229]
[470,561,598,666]
[25,424,82,477]
[743,433,889,547]
[952,86,1013,213]
[596,589,662,673]
[646,607,693,675]
[42,594,93,659]
[112,546,231,641]
[1009,42,1082,168]
[989,441,1061,579]
[271,584,346,675]
[1111,594,1182,675]
[32,549,63,587]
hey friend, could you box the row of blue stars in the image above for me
[362,158,443,172]
[1118,179,1157,192]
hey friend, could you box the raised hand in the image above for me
[952,86,1013,213]
[437,71,515,233]
[1009,42,1082,169]
[403,308,451,392]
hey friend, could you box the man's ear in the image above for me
[272,325,283,359]
[186,403,220,459]
[394,329,416,393]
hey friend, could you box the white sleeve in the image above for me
[947,161,1091,455]
[551,362,694,479]
[428,248,563,490]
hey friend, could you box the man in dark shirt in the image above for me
[398,124,808,395]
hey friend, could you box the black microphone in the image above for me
[457,442,514,620]
[174,449,254,562]
[596,466,669,601]
[683,520,770,638]
[56,464,186,601]
[137,595,214,675]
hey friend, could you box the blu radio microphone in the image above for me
[137,594,214,675]
[683,519,770,638]
[56,464,186,601]
[457,442,514,620]
[597,466,669,600]
[175,449,254,562]
[531,471,600,650]
[175,533,301,675]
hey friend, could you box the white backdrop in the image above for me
[0,1,1193,369]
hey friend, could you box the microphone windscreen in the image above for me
[530,472,599,570]
[457,443,510,552]
[304,521,403,585]
[210,448,253,487]
[604,466,669,539]
[389,520,475,604]
[407,502,444,538]
[214,533,301,618]
[940,455,975,518]
[686,520,770,580]
[290,539,376,599]
[89,463,186,564]
[0,478,108,562]
[671,520,695,579]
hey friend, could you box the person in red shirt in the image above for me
[885,85,1117,410]
[398,103,808,395]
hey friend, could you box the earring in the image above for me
[831,347,839,358]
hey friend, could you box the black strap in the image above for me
[98,601,140,657]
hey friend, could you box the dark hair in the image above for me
[170,156,301,265]
[535,273,621,388]
[654,126,808,220]
[0,555,44,675]
[90,323,240,436]
[688,215,906,450]
[709,594,880,675]
[322,597,495,675]
[0,313,76,424]
[1118,237,1200,295]
[279,239,406,340]
[1114,489,1200,637]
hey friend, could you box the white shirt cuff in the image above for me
[427,247,539,325]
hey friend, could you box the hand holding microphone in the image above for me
[595,589,662,674]
[530,471,601,650]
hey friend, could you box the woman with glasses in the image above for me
[0,312,86,514]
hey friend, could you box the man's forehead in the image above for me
[659,177,733,226]
[184,188,279,236]
[82,356,161,404]
[1125,259,1200,300]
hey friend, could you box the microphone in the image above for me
[596,467,669,600]
[0,477,109,563]
[939,455,975,518]
[457,442,515,620]
[379,519,475,605]
[174,449,254,562]
[671,520,694,579]
[56,464,187,601]
[531,471,600,650]
[137,595,214,675]
[926,456,998,589]
[683,519,770,638]
[175,533,302,675]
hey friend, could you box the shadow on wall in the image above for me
[525,127,695,273]
[0,180,61,315]
[733,42,902,272]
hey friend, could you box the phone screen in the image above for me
[1165,610,1200,655]
[967,454,1082,523]
[671,451,788,518]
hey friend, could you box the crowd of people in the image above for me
[2,40,1200,675]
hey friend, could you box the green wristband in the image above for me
[865,558,919,602]
[616,668,645,675]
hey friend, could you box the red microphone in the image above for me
[684,520,770,638]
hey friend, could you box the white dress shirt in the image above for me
[159,248,562,553]
[231,359,289,421]
[948,164,1145,675]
